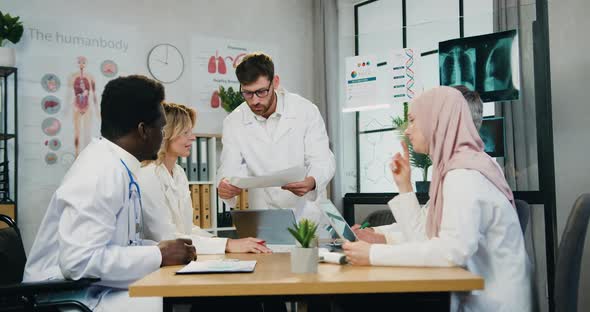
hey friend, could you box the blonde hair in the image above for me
[143,102,196,166]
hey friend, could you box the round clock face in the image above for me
[147,44,184,83]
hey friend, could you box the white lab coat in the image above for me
[371,169,532,312]
[138,162,227,254]
[217,88,336,222]
[23,138,162,311]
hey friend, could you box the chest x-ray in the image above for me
[439,30,520,102]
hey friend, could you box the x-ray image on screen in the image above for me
[439,30,520,102]
[440,47,476,90]
[478,117,505,158]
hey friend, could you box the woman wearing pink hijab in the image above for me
[343,87,531,311]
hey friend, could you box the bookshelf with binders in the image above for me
[180,133,247,237]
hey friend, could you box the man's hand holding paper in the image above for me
[281,176,316,197]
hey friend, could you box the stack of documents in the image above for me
[176,260,257,274]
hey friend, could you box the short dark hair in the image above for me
[100,75,165,140]
[235,52,274,85]
[453,85,483,130]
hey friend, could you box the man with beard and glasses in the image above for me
[217,52,335,225]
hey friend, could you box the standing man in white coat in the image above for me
[217,52,335,222]
[24,75,197,311]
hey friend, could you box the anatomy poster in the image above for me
[15,19,141,245]
[190,35,276,115]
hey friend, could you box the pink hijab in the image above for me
[410,86,515,238]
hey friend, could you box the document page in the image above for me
[228,166,306,189]
[176,260,257,274]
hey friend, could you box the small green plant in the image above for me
[391,102,432,182]
[0,11,24,47]
[287,219,318,248]
[218,85,245,113]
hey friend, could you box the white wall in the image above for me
[549,0,590,310]
[0,0,316,252]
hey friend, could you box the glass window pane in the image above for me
[359,130,428,193]
[464,0,494,37]
[357,0,403,56]
[406,0,459,53]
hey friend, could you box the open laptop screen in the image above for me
[230,209,297,245]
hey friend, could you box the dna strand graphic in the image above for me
[405,49,416,99]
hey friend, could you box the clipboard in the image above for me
[175,260,257,274]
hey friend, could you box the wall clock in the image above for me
[147,43,184,83]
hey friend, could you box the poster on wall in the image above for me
[388,48,421,103]
[190,36,276,132]
[343,55,381,112]
[15,19,141,238]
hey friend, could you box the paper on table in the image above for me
[176,260,257,274]
[228,166,306,189]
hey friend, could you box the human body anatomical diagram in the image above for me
[68,56,98,157]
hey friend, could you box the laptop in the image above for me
[230,209,297,253]
[319,201,358,242]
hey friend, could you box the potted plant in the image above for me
[391,102,432,193]
[218,85,245,113]
[287,218,319,273]
[0,11,24,67]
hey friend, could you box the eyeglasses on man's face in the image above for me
[240,81,273,100]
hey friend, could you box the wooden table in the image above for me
[130,253,483,311]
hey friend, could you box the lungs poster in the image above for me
[190,36,276,113]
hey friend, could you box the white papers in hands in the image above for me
[176,260,257,274]
[228,166,306,189]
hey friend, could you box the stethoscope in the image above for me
[120,159,144,246]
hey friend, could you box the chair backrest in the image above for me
[555,193,590,312]
[362,209,396,227]
[515,199,530,234]
[0,214,27,285]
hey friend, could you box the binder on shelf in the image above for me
[179,156,188,174]
[217,202,231,227]
[189,140,199,181]
[240,189,249,210]
[190,185,201,226]
[197,137,209,181]
[234,193,241,210]
[200,184,212,228]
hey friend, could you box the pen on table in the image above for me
[360,222,370,229]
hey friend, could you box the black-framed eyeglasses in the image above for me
[240,81,273,100]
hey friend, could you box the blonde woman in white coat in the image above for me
[138,102,271,254]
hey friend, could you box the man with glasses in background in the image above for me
[217,52,335,224]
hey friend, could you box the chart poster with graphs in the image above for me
[343,55,380,112]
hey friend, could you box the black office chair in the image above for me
[362,209,396,227]
[514,199,531,234]
[555,193,590,312]
[0,214,98,312]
